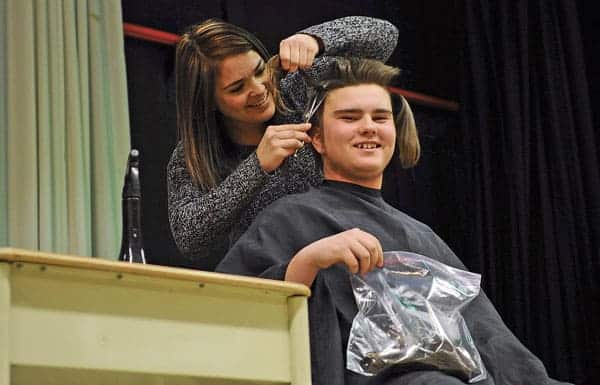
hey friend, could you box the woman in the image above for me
[168,16,399,270]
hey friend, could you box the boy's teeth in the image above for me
[357,143,377,149]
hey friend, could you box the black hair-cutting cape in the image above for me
[217,180,571,385]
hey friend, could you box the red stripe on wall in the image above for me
[123,22,459,112]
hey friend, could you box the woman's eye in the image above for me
[256,66,265,76]
[229,84,244,93]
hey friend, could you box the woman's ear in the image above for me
[311,127,325,154]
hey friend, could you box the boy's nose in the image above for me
[359,117,377,135]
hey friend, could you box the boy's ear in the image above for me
[311,127,325,154]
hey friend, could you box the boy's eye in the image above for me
[255,65,265,76]
[374,116,390,122]
[340,116,358,121]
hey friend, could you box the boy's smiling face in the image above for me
[312,84,396,189]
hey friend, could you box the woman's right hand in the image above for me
[256,123,312,172]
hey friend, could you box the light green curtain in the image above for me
[1,0,7,248]
[0,0,130,259]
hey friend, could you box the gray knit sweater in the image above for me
[167,16,399,270]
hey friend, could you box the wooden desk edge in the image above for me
[0,247,310,297]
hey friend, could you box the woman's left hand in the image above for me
[279,34,319,73]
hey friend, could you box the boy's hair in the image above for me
[310,58,420,168]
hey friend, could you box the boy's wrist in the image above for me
[285,246,320,286]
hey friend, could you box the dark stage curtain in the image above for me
[459,1,600,383]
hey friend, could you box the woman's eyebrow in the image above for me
[223,60,263,90]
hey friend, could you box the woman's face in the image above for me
[214,50,276,127]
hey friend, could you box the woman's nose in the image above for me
[249,78,266,95]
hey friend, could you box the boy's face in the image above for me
[312,84,396,189]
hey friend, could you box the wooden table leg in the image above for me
[288,296,312,385]
[0,263,10,385]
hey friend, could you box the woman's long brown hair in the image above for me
[175,19,272,189]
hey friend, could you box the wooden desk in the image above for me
[0,248,311,385]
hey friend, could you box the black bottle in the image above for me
[118,149,146,263]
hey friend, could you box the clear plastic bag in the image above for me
[347,251,487,383]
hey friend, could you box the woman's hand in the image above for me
[279,34,320,72]
[286,228,384,286]
[256,123,312,173]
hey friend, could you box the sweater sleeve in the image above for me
[300,16,399,62]
[167,142,271,263]
[275,16,399,124]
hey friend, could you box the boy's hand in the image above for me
[286,228,384,286]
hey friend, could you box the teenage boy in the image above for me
[217,58,570,385]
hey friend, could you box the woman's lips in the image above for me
[247,94,268,109]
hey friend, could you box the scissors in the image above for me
[295,71,328,157]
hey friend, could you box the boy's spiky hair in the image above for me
[310,58,420,168]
